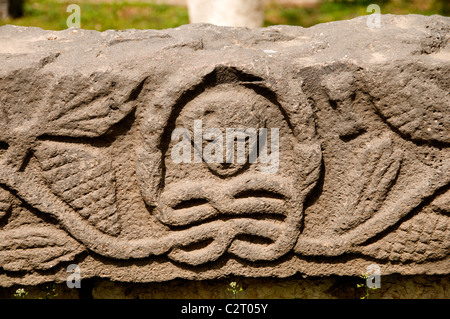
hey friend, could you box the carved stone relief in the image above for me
[0,14,448,285]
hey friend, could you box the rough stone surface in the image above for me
[0,14,449,287]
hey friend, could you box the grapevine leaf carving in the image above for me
[336,135,402,233]
[0,226,85,271]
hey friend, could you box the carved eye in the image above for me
[0,141,8,149]
[0,141,8,158]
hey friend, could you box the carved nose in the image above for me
[203,132,258,177]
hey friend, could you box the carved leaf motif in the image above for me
[35,142,121,236]
[336,135,402,233]
[43,96,135,138]
[0,226,85,271]
[361,212,450,262]
[364,64,450,144]
[294,143,322,197]
[41,75,142,138]
[136,148,163,207]
[430,190,450,214]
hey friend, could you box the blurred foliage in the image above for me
[265,0,449,27]
[0,0,448,31]
[0,0,189,30]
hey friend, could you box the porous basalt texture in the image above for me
[0,14,448,286]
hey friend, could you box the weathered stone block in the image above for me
[0,14,448,286]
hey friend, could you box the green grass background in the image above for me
[0,0,449,31]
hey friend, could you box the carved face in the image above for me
[148,83,319,265]
[173,84,267,176]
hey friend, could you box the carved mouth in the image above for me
[204,161,248,177]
